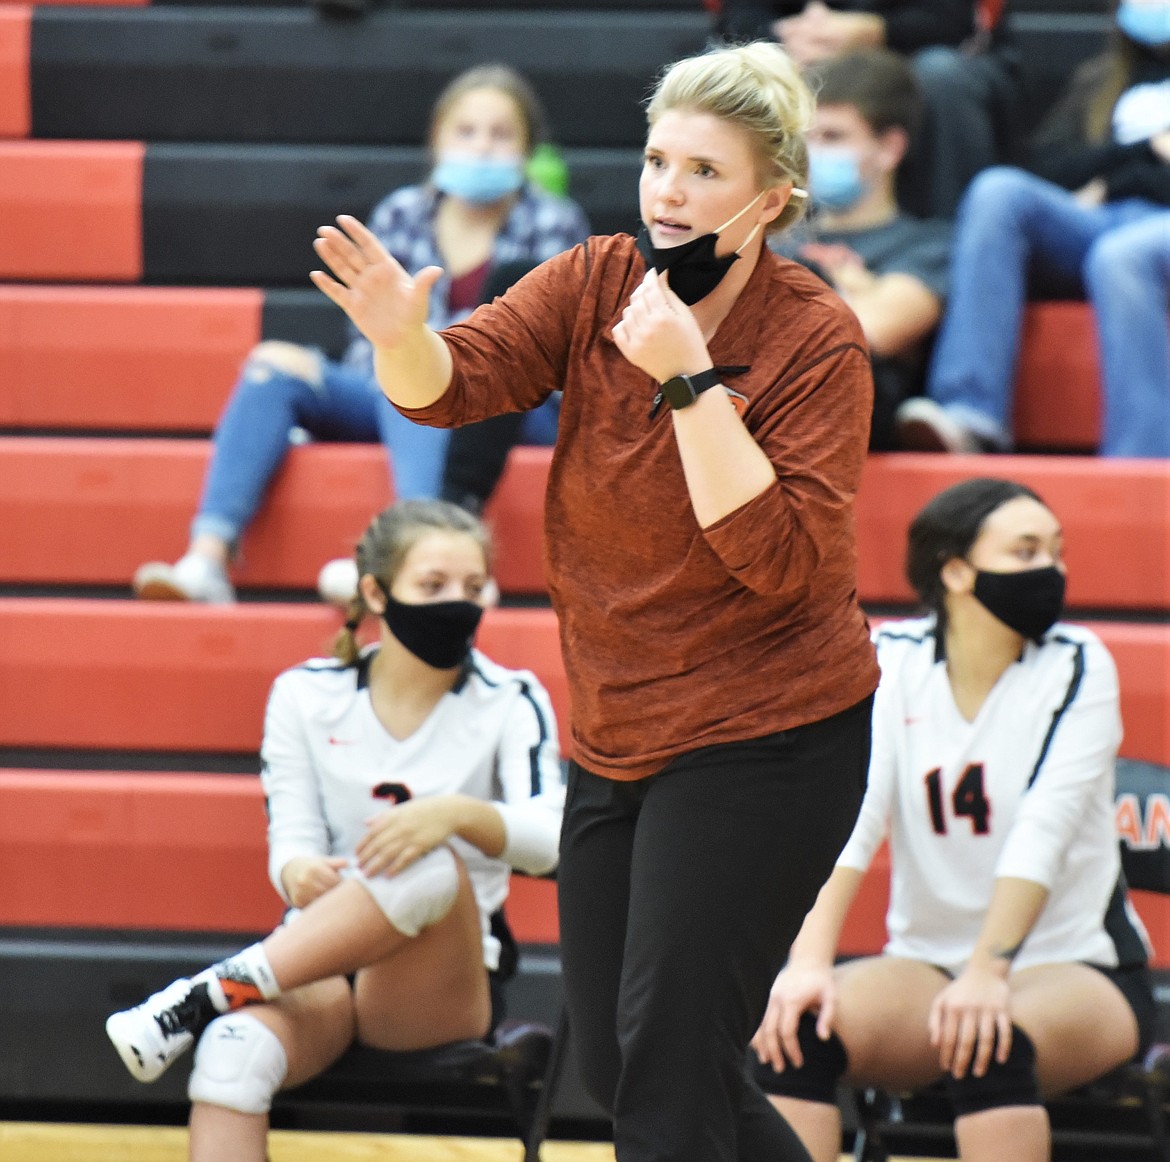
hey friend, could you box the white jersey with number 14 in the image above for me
[837,616,1150,975]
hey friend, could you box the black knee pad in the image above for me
[944,1024,1040,1118]
[753,1012,848,1104]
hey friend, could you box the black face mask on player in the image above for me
[634,191,768,306]
[376,581,483,670]
[971,565,1067,642]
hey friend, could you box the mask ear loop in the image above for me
[713,189,767,237]
[722,185,810,254]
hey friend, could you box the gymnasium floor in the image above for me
[0,1123,947,1162]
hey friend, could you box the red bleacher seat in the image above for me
[0,599,1160,761]
[0,768,559,940]
[0,286,261,430]
[0,437,553,595]
[0,141,142,281]
[857,454,1170,612]
[1015,302,1102,450]
[0,8,30,139]
[4,441,1165,609]
[0,600,570,752]
[0,437,387,587]
[3,765,1163,964]
[0,290,1119,452]
[0,770,277,931]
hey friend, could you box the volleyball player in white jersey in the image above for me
[751,477,1156,1162]
[106,499,563,1162]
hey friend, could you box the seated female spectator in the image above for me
[714,0,1021,219]
[751,477,1155,1162]
[108,499,564,1162]
[899,5,1170,458]
[133,64,589,604]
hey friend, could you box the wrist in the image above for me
[656,367,722,413]
[967,951,1014,979]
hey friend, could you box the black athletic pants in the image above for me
[557,695,873,1162]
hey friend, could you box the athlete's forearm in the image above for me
[967,876,1049,974]
[787,865,865,967]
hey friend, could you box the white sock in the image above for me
[199,942,281,1012]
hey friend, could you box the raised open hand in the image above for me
[310,214,444,351]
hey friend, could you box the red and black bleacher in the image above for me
[1,0,1167,1150]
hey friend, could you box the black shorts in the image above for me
[1090,961,1157,1058]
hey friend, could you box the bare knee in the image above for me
[245,341,323,385]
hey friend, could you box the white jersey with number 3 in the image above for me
[260,647,564,968]
[837,616,1150,975]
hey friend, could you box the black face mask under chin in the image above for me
[634,189,770,306]
[376,581,484,670]
[971,565,1066,642]
[635,227,741,307]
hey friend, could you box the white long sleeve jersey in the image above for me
[260,648,565,968]
[837,617,1150,975]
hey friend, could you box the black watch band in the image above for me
[658,368,723,411]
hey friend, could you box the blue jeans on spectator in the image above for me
[192,348,557,546]
[1084,211,1170,458]
[925,166,1169,457]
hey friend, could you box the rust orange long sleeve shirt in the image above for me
[400,234,880,780]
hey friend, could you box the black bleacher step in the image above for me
[0,929,603,1125]
[262,286,350,356]
[1010,10,1110,135]
[30,7,707,149]
[140,144,640,285]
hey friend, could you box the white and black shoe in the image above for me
[133,553,236,604]
[106,976,217,1083]
[894,397,989,454]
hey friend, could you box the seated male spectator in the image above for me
[775,49,951,448]
[714,0,1020,218]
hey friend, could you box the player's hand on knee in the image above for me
[929,967,1012,1079]
[356,797,457,878]
[751,961,836,1072]
[310,215,442,351]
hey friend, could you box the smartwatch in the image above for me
[658,368,723,411]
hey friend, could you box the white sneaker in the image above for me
[106,977,216,1083]
[894,397,985,454]
[133,554,236,604]
[317,557,359,607]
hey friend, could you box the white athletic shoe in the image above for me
[106,977,214,1083]
[317,557,360,608]
[133,553,236,604]
[894,397,986,454]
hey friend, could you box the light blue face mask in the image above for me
[432,154,525,205]
[1117,2,1170,47]
[808,146,868,212]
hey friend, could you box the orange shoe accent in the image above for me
[219,978,266,1011]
